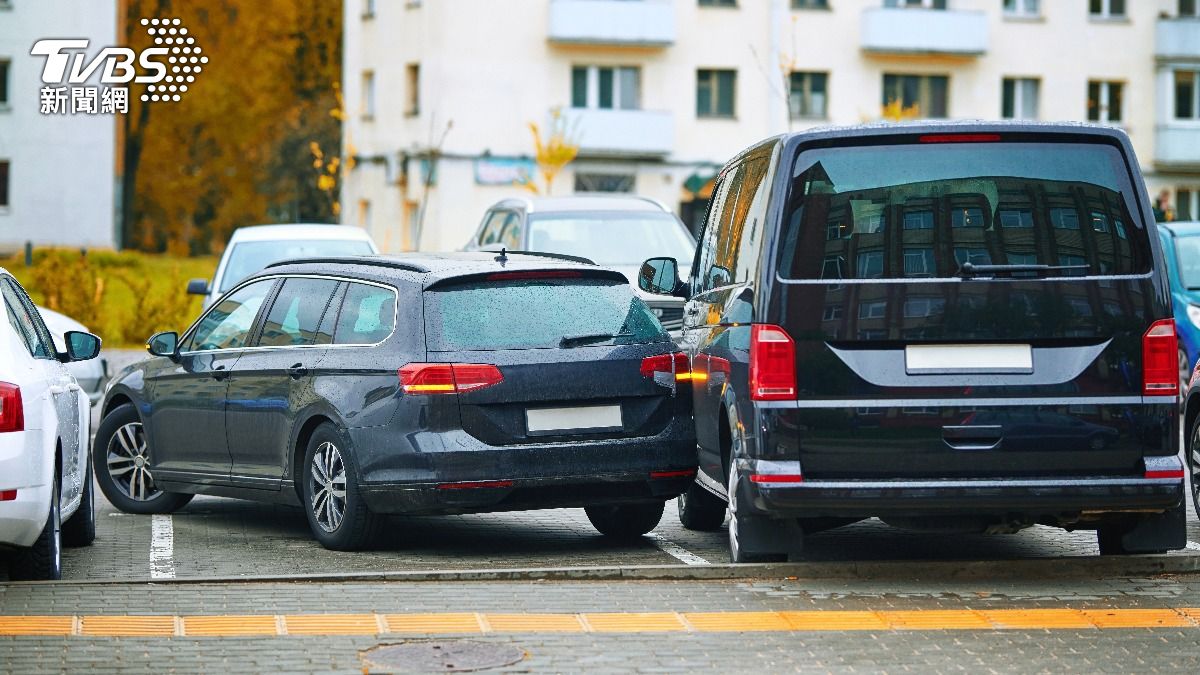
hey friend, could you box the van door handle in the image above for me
[942,425,1003,451]
[288,364,309,379]
[211,365,230,381]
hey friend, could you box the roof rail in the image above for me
[264,256,430,274]
[504,250,596,265]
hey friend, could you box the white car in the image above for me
[1,268,101,580]
[188,224,379,308]
[37,306,108,407]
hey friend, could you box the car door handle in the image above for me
[288,364,309,379]
[212,366,230,381]
[48,385,69,395]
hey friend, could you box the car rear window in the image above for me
[777,141,1151,280]
[334,282,396,345]
[423,277,667,351]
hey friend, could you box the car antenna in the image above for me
[495,247,508,265]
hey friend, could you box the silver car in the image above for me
[465,196,696,334]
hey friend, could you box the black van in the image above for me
[639,122,1187,562]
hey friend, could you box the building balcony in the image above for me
[1156,125,1200,169]
[860,8,987,57]
[548,0,675,47]
[563,108,674,157]
[1156,18,1200,60]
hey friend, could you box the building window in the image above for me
[1050,207,1080,230]
[952,207,985,228]
[822,304,842,320]
[1183,0,1199,17]
[903,211,933,230]
[903,248,935,277]
[859,300,886,320]
[1176,70,1199,120]
[792,0,828,8]
[999,208,1034,228]
[1002,78,1039,120]
[789,71,828,119]
[0,60,9,107]
[1179,188,1197,221]
[882,74,948,118]
[1089,0,1125,18]
[361,70,375,119]
[574,173,635,193]
[406,63,420,116]
[954,248,991,267]
[856,250,883,278]
[1003,0,1040,16]
[1,160,10,208]
[697,69,736,118]
[698,0,737,6]
[362,0,376,19]
[571,66,641,111]
[1087,80,1123,123]
[884,0,946,8]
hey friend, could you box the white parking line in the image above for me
[649,532,711,566]
[150,514,176,579]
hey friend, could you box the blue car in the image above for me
[1156,221,1200,393]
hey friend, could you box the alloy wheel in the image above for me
[106,422,162,502]
[309,441,348,533]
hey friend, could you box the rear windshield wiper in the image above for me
[957,262,1091,279]
[559,331,635,347]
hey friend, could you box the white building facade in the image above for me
[343,0,1200,252]
[0,1,118,252]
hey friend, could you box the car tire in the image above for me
[677,481,726,531]
[9,474,63,581]
[93,404,193,515]
[62,455,96,547]
[301,423,380,551]
[585,502,665,539]
[727,462,788,564]
[1189,415,1200,522]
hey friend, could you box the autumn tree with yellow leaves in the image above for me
[521,107,581,195]
[121,0,342,254]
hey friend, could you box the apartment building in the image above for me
[0,0,118,252]
[342,0,1200,252]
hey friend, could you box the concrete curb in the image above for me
[9,552,1200,587]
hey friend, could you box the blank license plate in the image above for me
[905,344,1033,374]
[526,405,623,435]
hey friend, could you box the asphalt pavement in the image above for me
[3,347,1199,672]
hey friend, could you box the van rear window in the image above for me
[777,142,1151,280]
[423,278,667,351]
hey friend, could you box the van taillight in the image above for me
[640,353,690,382]
[399,363,503,394]
[749,324,796,401]
[1142,319,1179,397]
[0,383,23,433]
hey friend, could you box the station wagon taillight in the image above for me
[1141,319,1179,397]
[640,353,690,382]
[749,324,796,401]
[399,363,503,395]
[0,382,23,433]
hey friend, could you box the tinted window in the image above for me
[2,280,50,358]
[334,283,396,345]
[778,142,1150,280]
[526,212,694,268]
[2,278,54,359]
[257,278,340,347]
[219,239,375,292]
[424,278,667,351]
[187,279,275,351]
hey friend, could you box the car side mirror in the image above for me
[186,278,210,296]
[61,331,101,362]
[638,257,684,297]
[147,331,179,360]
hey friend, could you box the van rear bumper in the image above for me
[738,460,1185,518]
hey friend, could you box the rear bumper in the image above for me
[350,422,696,515]
[0,483,52,549]
[360,471,693,515]
[737,459,1185,519]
